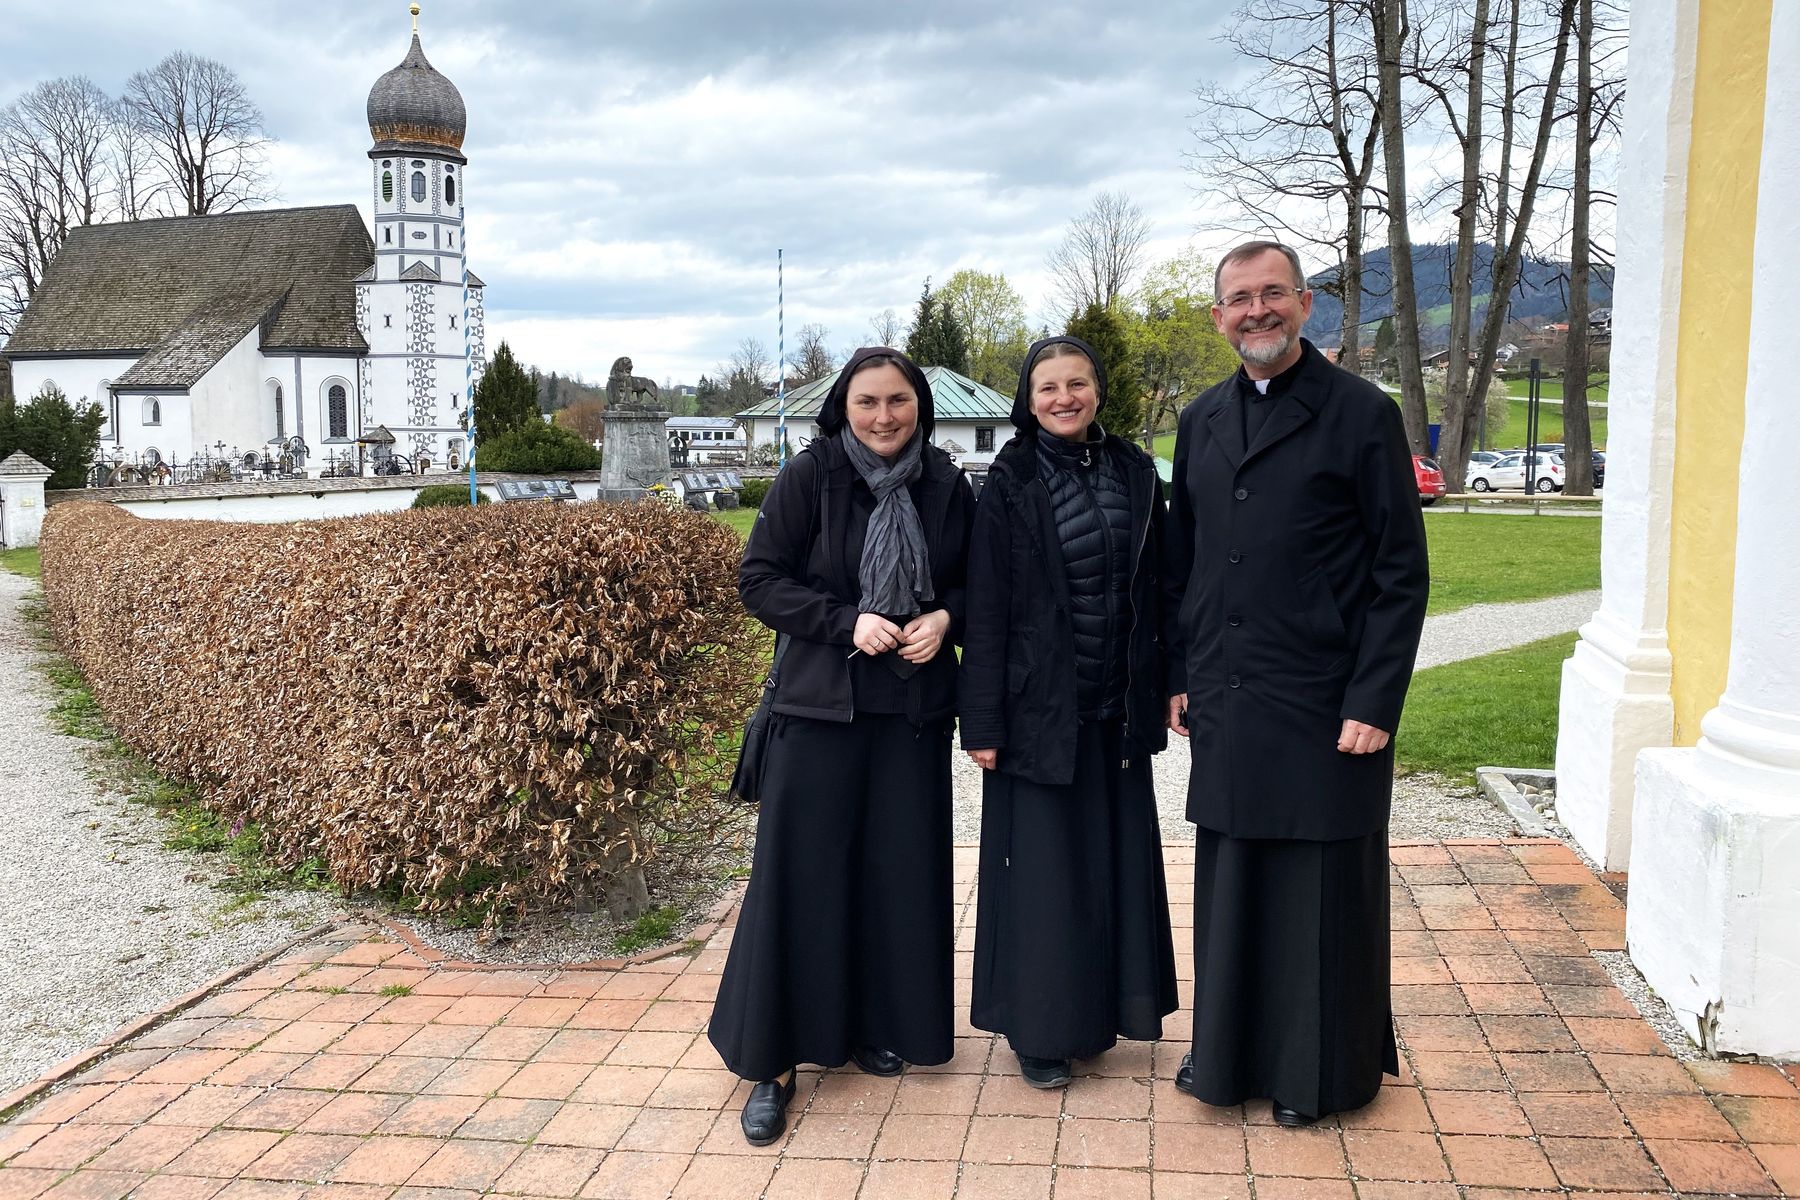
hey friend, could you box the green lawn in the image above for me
[1423,513,1599,615]
[1503,377,1609,403]
[711,507,758,540]
[1,547,41,578]
[1397,632,1575,781]
[1488,397,1609,451]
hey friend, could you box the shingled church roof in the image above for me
[3,205,374,363]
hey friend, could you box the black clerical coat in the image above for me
[1162,341,1429,841]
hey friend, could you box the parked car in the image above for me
[1468,450,1505,467]
[1467,451,1564,493]
[1591,451,1606,488]
[1413,455,1447,506]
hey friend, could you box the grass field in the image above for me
[1422,513,1599,614]
[1,547,40,578]
[1397,631,1575,781]
[712,507,758,539]
[1503,376,1609,403]
[1488,397,1609,451]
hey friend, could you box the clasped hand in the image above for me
[1167,696,1391,755]
[853,609,949,664]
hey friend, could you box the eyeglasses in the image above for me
[1219,285,1303,310]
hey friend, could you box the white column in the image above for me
[1629,5,1800,1058]
[1553,0,1695,869]
[0,454,54,548]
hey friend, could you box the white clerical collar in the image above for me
[1253,378,1272,395]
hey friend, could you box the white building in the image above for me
[667,416,745,464]
[735,365,1016,467]
[0,9,484,477]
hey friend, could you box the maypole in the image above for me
[776,248,786,468]
[462,196,476,503]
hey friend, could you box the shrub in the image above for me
[0,383,105,490]
[40,501,763,924]
[412,483,490,507]
[476,422,603,474]
[737,477,771,508]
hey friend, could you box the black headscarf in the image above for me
[1011,335,1108,433]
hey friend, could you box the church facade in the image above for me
[1,10,484,476]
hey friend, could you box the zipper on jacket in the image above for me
[1119,454,1154,756]
[1077,456,1123,721]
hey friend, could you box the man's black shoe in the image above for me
[740,1075,797,1146]
[1271,1102,1318,1127]
[1175,1052,1195,1096]
[1017,1053,1073,1089]
[851,1046,904,1077]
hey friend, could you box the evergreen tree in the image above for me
[904,280,970,373]
[1064,303,1144,437]
[472,342,540,447]
[1372,316,1397,373]
[0,383,104,489]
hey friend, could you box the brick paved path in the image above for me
[2,838,1796,1199]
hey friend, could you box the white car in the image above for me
[1467,451,1564,493]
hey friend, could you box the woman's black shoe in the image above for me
[1017,1054,1073,1089]
[1271,1102,1318,1127]
[740,1075,797,1145]
[1175,1052,1195,1096]
[851,1046,905,1077]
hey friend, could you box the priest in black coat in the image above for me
[1163,241,1429,1125]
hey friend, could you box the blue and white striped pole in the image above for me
[463,205,476,506]
[776,248,786,469]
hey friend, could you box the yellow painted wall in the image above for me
[1667,0,1771,745]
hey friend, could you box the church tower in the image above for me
[356,3,485,468]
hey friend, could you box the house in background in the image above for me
[735,365,1016,467]
[666,415,745,464]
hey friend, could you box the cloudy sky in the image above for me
[4,2,1251,385]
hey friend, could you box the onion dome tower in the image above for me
[366,2,467,279]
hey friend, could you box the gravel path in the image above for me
[0,570,340,1096]
[951,590,1599,843]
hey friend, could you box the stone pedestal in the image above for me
[598,410,672,502]
[0,452,53,548]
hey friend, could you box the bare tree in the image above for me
[792,323,837,383]
[1190,0,1385,372]
[1370,0,1431,451]
[0,77,118,334]
[122,51,272,216]
[1046,190,1151,316]
[868,308,904,348]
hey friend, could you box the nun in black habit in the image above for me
[708,347,975,1145]
[960,336,1179,1088]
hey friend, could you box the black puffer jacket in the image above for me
[1037,428,1134,718]
[959,336,1169,785]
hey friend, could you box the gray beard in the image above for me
[1236,328,1293,367]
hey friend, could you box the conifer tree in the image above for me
[904,280,970,373]
[472,342,539,447]
[1064,303,1143,436]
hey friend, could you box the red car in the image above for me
[1413,455,1447,506]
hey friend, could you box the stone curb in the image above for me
[0,918,346,1125]
[1476,766,1557,837]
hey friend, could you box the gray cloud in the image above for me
[4,1,1244,382]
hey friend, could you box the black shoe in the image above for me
[1017,1053,1072,1089]
[1272,1102,1318,1127]
[851,1046,904,1077]
[740,1075,797,1146]
[1175,1052,1195,1096]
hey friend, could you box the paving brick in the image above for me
[1561,1017,1668,1056]
[1393,1016,1484,1053]
[1055,1118,1151,1170]
[1054,1165,1153,1200]
[328,1135,439,1186]
[10,1124,132,1171]
[1474,1015,1576,1054]
[1405,1052,1505,1092]
[404,1137,522,1190]
[1421,1090,1530,1136]
[616,1107,722,1156]
[1613,1091,1739,1140]
[1339,1130,1450,1182]
[781,1111,882,1160]
[1644,1137,1778,1194]
[1247,1177,1356,1200]
[83,1123,205,1174]
[164,1129,284,1177]
[577,1149,691,1198]
[571,1065,669,1107]
[1437,1134,1557,1189]
[1517,1091,1631,1138]
[373,1093,485,1138]
[958,1162,1055,1199]
[1337,1086,1434,1133]
[1245,1126,1346,1178]
[872,1113,971,1161]
[1589,1052,1700,1094]
[759,1157,862,1199]
[857,1158,958,1200]
[1687,1060,1800,1096]
[1716,1094,1800,1143]
[1751,1141,1800,1194]
[489,1143,605,1194]
[241,1132,362,1181]
[964,1116,1058,1165]
[1496,1051,1603,1093]
[1063,1077,1152,1121]
[456,1097,560,1142]
[298,1092,405,1135]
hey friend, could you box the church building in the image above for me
[0,7,485,475]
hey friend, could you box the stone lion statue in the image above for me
[606,356,662,412]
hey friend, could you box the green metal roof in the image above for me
[735,365,1012,422]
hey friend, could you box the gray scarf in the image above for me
[839,427,934,618]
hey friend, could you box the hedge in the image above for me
[412,483,490,507]
[40,501,763,924]
[737,477,771,508]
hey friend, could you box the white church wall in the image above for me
[6,357,139,443]
[187,328,273,460]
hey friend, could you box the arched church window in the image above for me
[97,380,112,439]
[382,171,393,202]
[444,174,456,204]
[143,398,160,426]
[327,384,349,439]
[274,384,285,438]
[411,171,426,202]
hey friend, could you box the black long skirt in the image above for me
[708,712,955,1082]
[970,719,1179,1060]
[1187,826,1398,1118]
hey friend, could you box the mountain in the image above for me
[1301,243,1614,348]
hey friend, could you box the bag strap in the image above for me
[764,448,829,690]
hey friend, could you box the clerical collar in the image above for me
[1235,345,1309,401]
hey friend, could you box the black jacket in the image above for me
[1036,429,1135,718]
[740,348,975,724]
[960,337,1169,784]
[1162,340,1429,839]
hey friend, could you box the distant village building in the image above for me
[666,416,745,464]
[0,9,483,475]
[735,365,1016,467]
